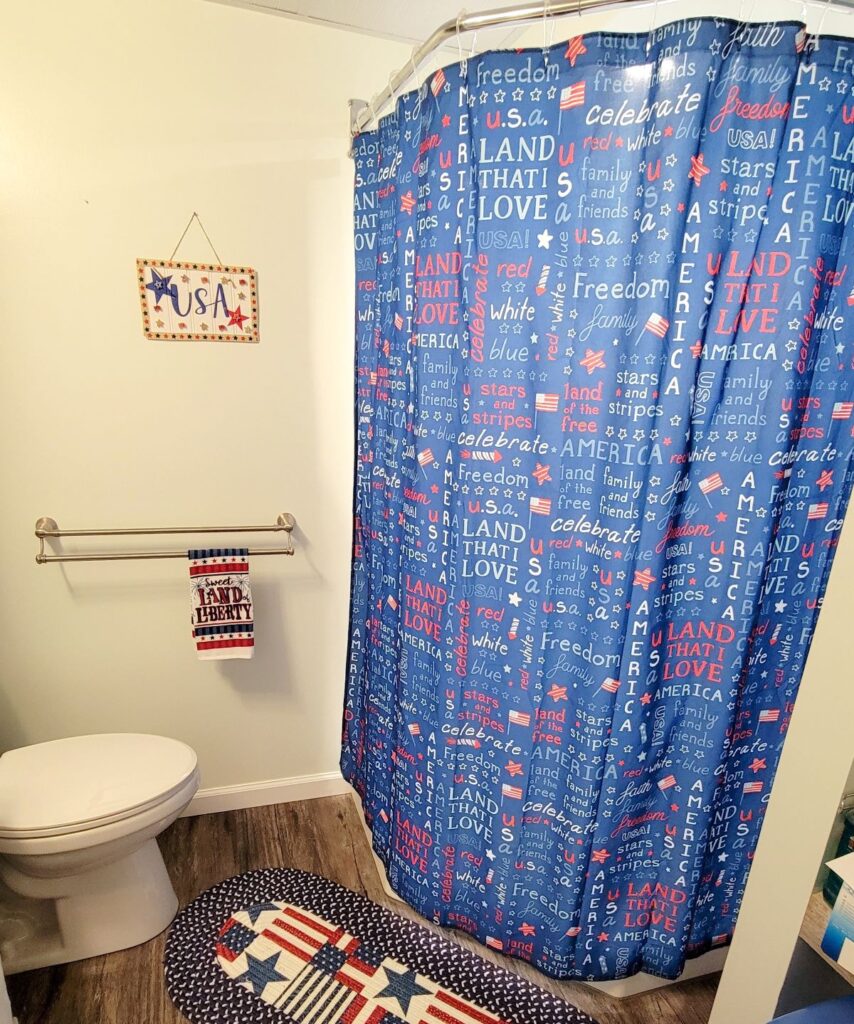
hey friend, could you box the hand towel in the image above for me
[189,548,254,659]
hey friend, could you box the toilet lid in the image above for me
[0,734,198,838]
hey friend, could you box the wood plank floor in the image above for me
[6,795,719,1024]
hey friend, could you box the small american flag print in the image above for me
[535,392,559,412]
[700,472,724,495]
[529,496,552,516]
[559,82,585,110]
[645,313,670,337]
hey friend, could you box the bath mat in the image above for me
[164,869,596,1024]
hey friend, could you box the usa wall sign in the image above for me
[137,258,259,343]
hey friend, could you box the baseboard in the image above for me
[183,771,350,817]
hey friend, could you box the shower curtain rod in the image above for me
[349,0,848,137]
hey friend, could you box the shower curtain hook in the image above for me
[387,69,399,113]
[646,0,660,59]
[456,9,467,61]
[542,0,556,61]
[456,9,470,75]
[409,47,422,92]
[814,0,834,51]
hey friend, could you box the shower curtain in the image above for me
[342,17,854,981]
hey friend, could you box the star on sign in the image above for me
[228,305,250,329]
[145,268,176,303]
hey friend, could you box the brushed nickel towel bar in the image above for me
[34,514,296,564]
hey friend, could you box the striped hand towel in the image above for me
[189,548,254,659]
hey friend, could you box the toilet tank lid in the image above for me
[0,734,198,834]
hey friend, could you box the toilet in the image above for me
[0,733,199,974]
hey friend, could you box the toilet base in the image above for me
[0,839,178,974]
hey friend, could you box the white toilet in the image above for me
[0,733,199,974]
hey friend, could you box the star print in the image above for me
[508,592,521,607]
[537,229,553,249]
[376,965,431,1013]
[245,902,279,923]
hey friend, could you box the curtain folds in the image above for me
[342,17,854,980]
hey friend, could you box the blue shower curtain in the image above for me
[342,18,854,981]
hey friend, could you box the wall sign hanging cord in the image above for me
[169,211,224,265]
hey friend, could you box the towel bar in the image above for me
[34,514,295,564]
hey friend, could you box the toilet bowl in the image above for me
[0,733,199,974]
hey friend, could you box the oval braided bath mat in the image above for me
[164,869,596,1024]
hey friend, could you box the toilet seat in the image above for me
[0,734,198,839]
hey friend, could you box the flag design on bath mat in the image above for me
[216,900,507,1024]
[164,869,594,1024]
[189,548,254,659]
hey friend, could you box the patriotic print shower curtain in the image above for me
[342,18,854,981]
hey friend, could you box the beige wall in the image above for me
[0,0,408,789]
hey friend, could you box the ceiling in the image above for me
[203,0,529,51]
